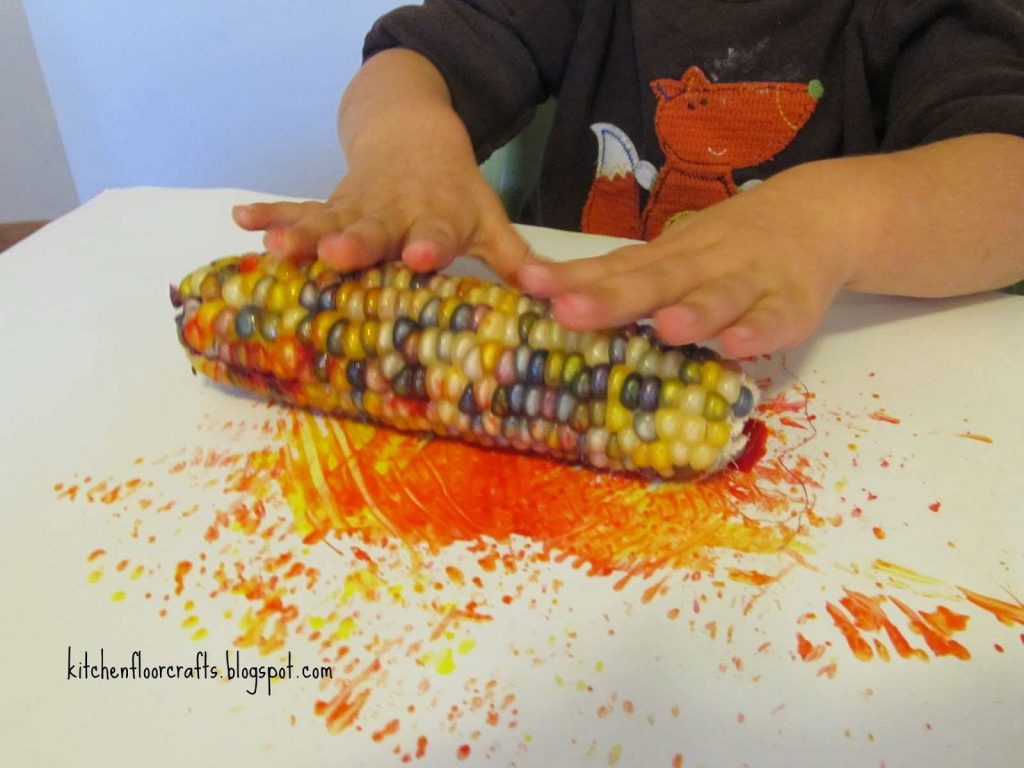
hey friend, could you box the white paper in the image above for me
[1,187,1022,768]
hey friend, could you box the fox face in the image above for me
[652,66,823,169]
[582,65,824,240]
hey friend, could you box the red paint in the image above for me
[732,419,768,472]
[456,744,471,761]
[928,502,941,513]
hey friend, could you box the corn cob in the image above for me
[171,253,759,480]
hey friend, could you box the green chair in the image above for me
[479,99,555,221]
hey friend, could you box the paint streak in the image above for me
[827,590,972,663]
[796,632,825,662]
[956,432,993,444]
[868,410,901,425]
[959,588,1024,627]
[276,413,808,582]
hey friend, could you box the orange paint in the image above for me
[86,548,106,562]
[868,410,901,425]
[889,598,970,661]
[872,527,886,540]
[371,718,400,742]
[727,568,775,587]
[956,432,993,444]
[415,736,428,758]
[959,588,1024,627]
[275,413,807,584]
[827,590,974,663]
[174,561,192,597]
[816,661,837,678]
[796,633,825,662]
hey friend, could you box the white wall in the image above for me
[22,1,406,204]
[0,0,78,220]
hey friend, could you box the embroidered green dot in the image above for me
[808,79,825,100]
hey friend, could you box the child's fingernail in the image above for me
[518,264,554,293]
[264,229,284,251]
[553,293,600,321]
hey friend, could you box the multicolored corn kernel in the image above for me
[173,254,761,480]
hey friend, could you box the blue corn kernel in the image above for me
[638,376,661,412]
[527,350,548,385]
[590,364,610,399]
[620,373,641,409]
[235,306,258,339]
[733,385,755,418]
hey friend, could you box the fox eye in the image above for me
[687,102,696,110]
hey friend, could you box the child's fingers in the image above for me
[232,201,318,231]
[545,248,710,330]
[649,276,761,346]
[402,217,462,271]
[717,300,816,359]
[318,217,399,271]
[517,243,665,298]
[476,222,538,284]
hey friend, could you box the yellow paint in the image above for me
[191,628,208,641]
[608,744,623,765]
[111,590,126,602]
[343,569,385,601]
[334,617,357,640]
[457,638,476,655]
[835,478,848,493]
[130,565,145,580]
[420,648,456,676]
[88,569,103,583]
[595,660,604,672]
[185,599,195,610]
[309,615,326,630]
[182,615,200,628]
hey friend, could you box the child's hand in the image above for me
[231,49,535,283]
[518,163,861,359]
[232,144,531,283]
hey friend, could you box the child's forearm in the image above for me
[791,133,1024,297]
[338,48,477,168]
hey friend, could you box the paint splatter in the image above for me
[52,361,1023,762]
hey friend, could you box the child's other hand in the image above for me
[517,163,859,358]
[232,117,534,284]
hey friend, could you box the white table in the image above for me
[1,188,1021,767]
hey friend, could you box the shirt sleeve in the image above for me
[363,0,581,160]
[871,0,1024,150]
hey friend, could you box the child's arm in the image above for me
[232,48,534,281]
[518,133,1024,359]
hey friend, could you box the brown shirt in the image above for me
[365,0,1024,237]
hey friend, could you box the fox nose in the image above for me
[807,79,825,100]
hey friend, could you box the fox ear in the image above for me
[651,78,686,102]
[651,66,711,102]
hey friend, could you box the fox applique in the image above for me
[581,66,824,240]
